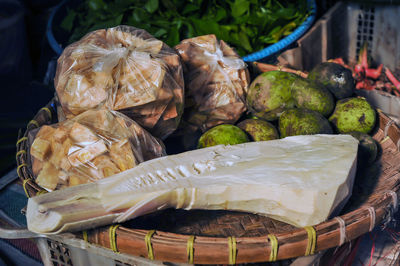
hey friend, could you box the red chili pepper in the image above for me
[365,64,383,80]
[385,67,400,90]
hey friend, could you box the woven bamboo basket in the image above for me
[16,64,400,264]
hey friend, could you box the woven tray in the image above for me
[16,64,400,264]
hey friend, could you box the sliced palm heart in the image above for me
[27,134,358,234]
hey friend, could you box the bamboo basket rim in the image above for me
[16,63,400,264]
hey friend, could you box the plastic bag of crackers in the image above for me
[54,25,184,139]
[175,34,250,133]
[28,109,165,191]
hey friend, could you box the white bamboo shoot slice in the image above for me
[27,134,358,234]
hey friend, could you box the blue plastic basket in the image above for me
[47,0,316,62]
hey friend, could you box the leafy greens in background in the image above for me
[61,0,310,56]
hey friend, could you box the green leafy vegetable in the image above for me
[60,0,310,56]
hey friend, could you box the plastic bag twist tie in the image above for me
[16,150,26,160]
[40,107,52,120]
[28,120,39,128]
[22,178,30,198]
[17,163,27,179]
[16,137,28,146]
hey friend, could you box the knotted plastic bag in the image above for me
[175,35,250,132]
[55,26,184,139]
[28,109,165,191]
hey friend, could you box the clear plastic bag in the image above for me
[54,26,184,139]
[28,108,165,191]
[175,34,250,132]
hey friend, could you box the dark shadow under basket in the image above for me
[16,64,400,264]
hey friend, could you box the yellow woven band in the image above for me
[41,107,52,119]
[380,136,390,144]
[28,120,39,128]
[16,150,26,160]
[145,230,156,260]
[304,226,316,256]
[36,190,48,195]
[187,235,195,264]
[17,163,27,178]
[228,236,237,265]
[82,230,88,242]
[22,179,30,198]
[16,137,28,146]
[109,224,120,253]
[267,234,278,262]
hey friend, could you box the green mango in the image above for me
[237,119,279,141]
[291,77,335,117]
[247,71,335,120]
[279,108,333,138]
[246,71,298,121]
[198,124,249,148]
[329,97,376,134]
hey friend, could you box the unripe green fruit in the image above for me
[198,124,249,148]
[237,119,279,141]
[329,97,376,134]
[279,108,333,138]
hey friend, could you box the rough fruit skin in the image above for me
[237,119,279,141]
[279,108,333,138]
[246,71,298,121]
[197,124,249,148]
[348,131,378,164]
[308,62,354,100]
[291,77,335,117]
[329,97,376,134]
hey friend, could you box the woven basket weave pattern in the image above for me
[16,65,400,264]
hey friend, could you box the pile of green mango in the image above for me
[197,62,379,164]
